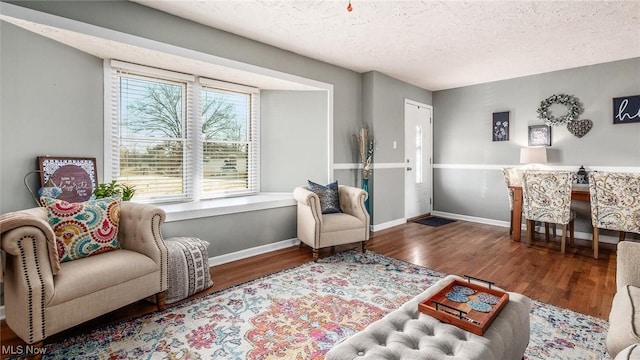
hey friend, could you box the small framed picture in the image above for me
[492,111,509,141]
[38,156,98,202]
[528,125,551,146]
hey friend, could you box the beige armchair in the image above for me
[0,202,168,347]
[293,184,370,261]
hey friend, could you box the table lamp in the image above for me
[520,147,547,168]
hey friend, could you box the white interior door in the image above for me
[404,100,433,219]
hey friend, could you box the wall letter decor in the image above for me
[613,95,640,124]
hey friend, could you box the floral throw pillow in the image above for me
[40,196,121,263]
[307,180,342,214]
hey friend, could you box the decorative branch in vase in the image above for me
[356,128,375,180]
[355,128,375,214]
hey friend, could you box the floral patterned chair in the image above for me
[588,172,640,260]
[521,170,575,253]
[504,168,555,239]
[502,168,519,235]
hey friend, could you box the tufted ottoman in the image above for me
[165,237,213,304]
[326,275,531,360]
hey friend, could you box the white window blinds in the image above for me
[105,60,259,202]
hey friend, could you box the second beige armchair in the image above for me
[293,184,370,261]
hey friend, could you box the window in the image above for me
[106,60,259,203]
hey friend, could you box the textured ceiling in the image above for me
[134,0,640,91]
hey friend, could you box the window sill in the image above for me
[160,193,296,222]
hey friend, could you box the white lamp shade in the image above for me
[520,147,547,164]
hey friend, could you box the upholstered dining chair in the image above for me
[589,172,640,260]
[503,168,555,239]
[521,170,575,253]
[502,168,519,235]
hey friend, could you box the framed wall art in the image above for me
[528,125,551,147]
[492,111,509,141]
[38,156,98,202]
[613,95,640,124]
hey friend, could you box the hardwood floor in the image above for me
[0,219,618,358]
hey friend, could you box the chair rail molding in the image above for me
[334,162,407,170]
[434,164,640,173]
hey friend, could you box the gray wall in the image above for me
[261,90,328,191]
[432,58,640,232]
[161,206,297,256]
[0,0,364,274]
[6,1,636,254]
[1,21,105,212]
[7,0,362,166]
[0,1,436,252]
[362,71,432,226]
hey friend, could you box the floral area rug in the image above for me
[32,250,609,359]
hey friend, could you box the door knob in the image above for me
[407,167,413,171]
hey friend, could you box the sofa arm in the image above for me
[338,185,370,239]
[293,186,323,223]
[118,202,168,291]
[617,241,640,289]
[2,225,56,343]
[0,208,60,275]
[293,186,323,247]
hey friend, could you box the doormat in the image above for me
[413,216,457,227]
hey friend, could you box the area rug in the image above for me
[413,216,457,227]
[32,251,609,360]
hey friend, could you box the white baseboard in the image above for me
[208,238,300,267]
[0,305,4,320]
[432,210,621,244]
[371,218,407,232]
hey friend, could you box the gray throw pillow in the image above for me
[307,180,342,214]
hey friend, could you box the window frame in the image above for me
[104,60,260,203]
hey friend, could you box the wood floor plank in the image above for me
[0,219,618,358]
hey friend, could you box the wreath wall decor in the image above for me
[537,94,583,126]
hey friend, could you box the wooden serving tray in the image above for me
[418,276,509,336]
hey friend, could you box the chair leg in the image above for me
[569,220,575,247]
[620,231,626,242]
[552,224,557,238]
[526,220,534,247]
[361,241,366,253]
[545,223,550,242]
[156,291,166,311]
[509,210,514,235]
[313,249,319,262]
[27,341,44,360]
[560,224,567,254]
[330,245,335,254]
[593,227,599,260]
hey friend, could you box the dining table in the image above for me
[508,184,590,242]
